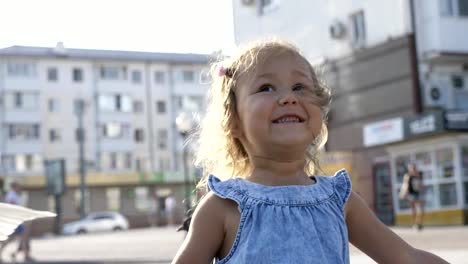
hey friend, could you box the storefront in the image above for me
[387,110,468,225]
[364,110,468,225]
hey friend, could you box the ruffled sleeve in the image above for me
[208,175,245,208]
[331,169,352,207]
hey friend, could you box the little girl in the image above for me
[172,39,447,263]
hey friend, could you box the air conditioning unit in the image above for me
[423,76,449,108]
[241,0,256,6]
[329,20,346,39]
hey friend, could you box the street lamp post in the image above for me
[75,99,87,219]
[175,112,195,212]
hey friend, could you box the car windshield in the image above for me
[88,213,115,220]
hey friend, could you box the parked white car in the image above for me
[62,212,129,235]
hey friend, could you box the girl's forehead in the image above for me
[237,52,311,82]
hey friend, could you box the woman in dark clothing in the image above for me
[401,163,425,230]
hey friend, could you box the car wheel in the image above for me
[77,229,87,234]
[113,226,123,232]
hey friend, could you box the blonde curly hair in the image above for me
[193,38,332,191]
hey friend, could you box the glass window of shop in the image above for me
[435,148,457,207]
[394,145,459,212]
[395,155,411,209]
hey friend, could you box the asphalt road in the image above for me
[1,226,467,263]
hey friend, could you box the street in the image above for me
[1,226,467,263]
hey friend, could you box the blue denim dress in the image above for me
[208,169,351,264]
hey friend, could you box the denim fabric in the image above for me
[208,169,351,264]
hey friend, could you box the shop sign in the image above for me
[363,118,404,147]
[404,111,444,138]
[445,110,468,130]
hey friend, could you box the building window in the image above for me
[135,158,145,172]
[1,154,40,173]
[98,94,132,112]
[134,187,149,212]
[48,99,60,112]
[75,128,85,142]
[460,0,468,15]
[154,71,165,84]
[117,95,132,112]
[73,68,83,82]
[101,123,130,139]
[156,100,166,114]
[451,75,465,89]
[182,70,194,82]
[1,155,16,173]
[133,100,143,113]
[106,188,121,211]
[462,146,468,179]
[125,153,132,169]
[14,92,22,108]
[131,70,142,83]
[350,10,366,47]
[415,151,433,180]
[49,129,61,142]
[187,96,204,111]
[7,63,36,77]
[110,153,117,169]
[440,183,457,206]
[440,0,455,15]
[158,129,168,149]
[464,182,468,205]
[47,67,58,82]
[435,148,454,179]
[440,0,468,16]
[134,129,145,142]
[8,124,40,140]
[100,66,127,80]
[5,92,39,110]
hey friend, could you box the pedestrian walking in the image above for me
[165,194,176,226]
[0,182,34,262]
[399,163,425,231]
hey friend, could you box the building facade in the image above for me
[0,43,211,230]
[232,0,468,225]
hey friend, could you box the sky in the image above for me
[0,0,236,54]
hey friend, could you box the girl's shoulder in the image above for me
[190,191,237,235]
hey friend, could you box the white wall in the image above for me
[233,0,410,60]
[232,0,468,60]
[415,0,468,54]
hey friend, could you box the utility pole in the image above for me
[75,99,87,219]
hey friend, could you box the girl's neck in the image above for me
[246,156,313,186]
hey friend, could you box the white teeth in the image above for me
[275,117,300,123]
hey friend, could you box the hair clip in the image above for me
[218,65,233,78]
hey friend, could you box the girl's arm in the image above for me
[346,192,448,264]
[172,192,225,264]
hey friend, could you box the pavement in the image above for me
[0,226,466,263]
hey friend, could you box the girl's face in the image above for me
[231,52,323,158]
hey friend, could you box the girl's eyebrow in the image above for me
[255,70,312,80]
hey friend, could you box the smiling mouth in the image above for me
[272,116,305,124]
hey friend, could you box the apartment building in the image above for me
[0,43,211,226]
[232,0,468,225]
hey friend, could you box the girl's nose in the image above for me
[278,91,298,105]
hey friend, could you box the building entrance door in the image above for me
[373,162,394,225]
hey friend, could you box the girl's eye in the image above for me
[258,84,274,92]
[292,83,306,91]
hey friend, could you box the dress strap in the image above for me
[331,169,352,207]
[208,175,245,209]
